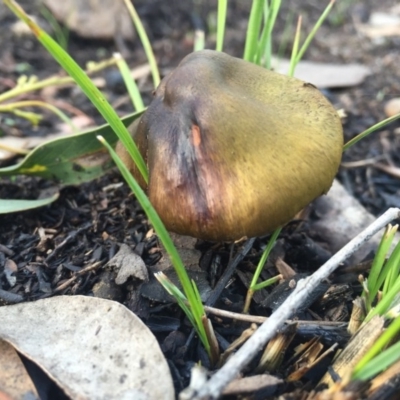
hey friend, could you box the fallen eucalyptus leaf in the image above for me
[0,192,59,214]
[0,112,141,185]
[274,58,371,88]
[0,339,39,400]
[0,296,174,400]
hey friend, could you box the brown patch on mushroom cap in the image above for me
[122,50,343,241]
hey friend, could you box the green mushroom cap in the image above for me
[118,50,343,241]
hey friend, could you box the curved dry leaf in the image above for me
[0,296,174,400]
[0,339,39,400]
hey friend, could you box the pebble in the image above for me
[384,98,400,117]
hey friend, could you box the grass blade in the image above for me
[364,225,397,309]
[216,0,228,52]
[243,227,282,313]
[122,0,160,88]
[98,135,210,357]
[114,53,145,112]
[294,0,335,64]
[344,113,400,151]
[243,0,265,62]
[256,0,281,67]
[352,316,400,380]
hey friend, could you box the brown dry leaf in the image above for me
[0,339,39,400]
[0,296,174,400]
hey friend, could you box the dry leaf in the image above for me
[273,59,370,89]
[42,0,135,40]
[0,296,174,400]
[357,11,400,38]
[0,339,39,400]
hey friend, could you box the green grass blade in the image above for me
[122,0,160,88]
[352,340,400,381]
[366,274,400,321]
[252,274,282,292]
[365,225,397,309]
[194,30,205,52]
[155,272,211,355]
[155,273,197,325]
[256,0,281,67]
[344,113,400,151]
[4,0,149,185]
[243,0,265,62]
[114,53,145,112]
[243,227,281,313]
[382,239,400,297]
[352,316,400,380]
[294,0,335,64]
[98,136,210,356]
[39,4,69,50]
[250,227,282,290]
[216,0,228,52]
[288,16,302,77]
[369,238,400,303]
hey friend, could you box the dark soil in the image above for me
[1,0,400,399]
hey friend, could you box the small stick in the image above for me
[204,305,345,327]
[54,261,103,292]
[191,207,400,400]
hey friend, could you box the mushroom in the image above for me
[117,50,343,242]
